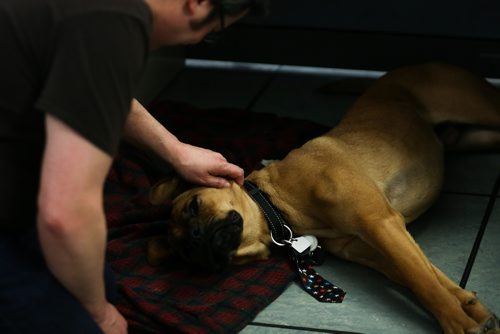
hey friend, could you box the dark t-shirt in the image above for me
[0,0,151,232]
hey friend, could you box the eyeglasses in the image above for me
[218,5,225,31]
[202,5,225,43]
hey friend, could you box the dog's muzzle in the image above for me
[181,210,243,271]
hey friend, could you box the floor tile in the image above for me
[408,194,492,283]
[251,72,360,127]
[241,326,298,334]
[241,323,363,334]
[241,324,343,334]
[442,153,500,196]
[245,193,490,334]
[158,67,274,110]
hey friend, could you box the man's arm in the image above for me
[37,114,127,334]
[123,99,244,187]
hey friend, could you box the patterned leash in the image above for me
[290,239,345,303]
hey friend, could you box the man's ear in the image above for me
[185,0,212,17]
[149,176,191,205]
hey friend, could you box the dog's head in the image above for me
[148,178,271,271]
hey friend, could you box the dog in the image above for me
[147,63,500,334]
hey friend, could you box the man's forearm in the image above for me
[123,99,181,166]
[37,204,108,320]
[124,99,245,187]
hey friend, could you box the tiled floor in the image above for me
[157,60,500,334]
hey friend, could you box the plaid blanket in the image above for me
[104,100,329,334]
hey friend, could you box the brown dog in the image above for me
[148,63,500,334]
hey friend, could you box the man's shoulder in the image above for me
[1,0,151,29]
[53,0,151,24]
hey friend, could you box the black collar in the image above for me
[244,182,347,303]
[243,181,292,245]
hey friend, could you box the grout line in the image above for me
[248,322,364,334]
[185,59,280,73]
[185,59,500,84]
[245,65,282,111]
[185,59,384,79]
[459,172,500,288]
[441,190,494,198]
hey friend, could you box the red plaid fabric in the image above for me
[104,101,329,333]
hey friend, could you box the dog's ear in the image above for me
[147,236,173,266]
[149,176,191,205]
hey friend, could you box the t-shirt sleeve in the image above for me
[36,12,148,156]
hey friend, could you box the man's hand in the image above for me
[172,142,244,188]
[94,303,128,334]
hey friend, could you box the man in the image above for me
[0,0,268,333]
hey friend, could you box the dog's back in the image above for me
[333,63,500,148]
[329,63,500,220]
[365,63,500,148]
[259,63,500,224]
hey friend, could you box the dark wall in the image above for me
[251,0,500,39]
[188,0,500,77]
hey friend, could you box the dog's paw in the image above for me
[483,314,500,334]
[147,236,172,266]
[467,314,500,334]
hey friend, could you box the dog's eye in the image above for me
[187,196,199,217]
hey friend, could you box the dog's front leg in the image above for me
[354,208,479,333]
[326,235,498,333]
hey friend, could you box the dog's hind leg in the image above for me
[434,122,500,152]
[385,63,500,152]
[413,63,500,152]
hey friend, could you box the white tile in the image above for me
[442,154,500,196]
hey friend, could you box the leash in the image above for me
[243,181,346,303]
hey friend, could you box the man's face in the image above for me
[147,0,248,48]
[181,9,248,45]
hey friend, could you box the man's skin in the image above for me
[125,99,244,188]
[37,1,246,333]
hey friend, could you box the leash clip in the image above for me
[270,224,293,247]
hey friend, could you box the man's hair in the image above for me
[204,0,269,28]
[213,0,269,17]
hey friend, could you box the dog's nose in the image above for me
[226,210,244,228]
[189,225,203,239]
[182,210,243,272]
[211,211,243,252]
[202,210,243,271]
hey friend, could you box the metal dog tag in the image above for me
[291,236,312,255]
